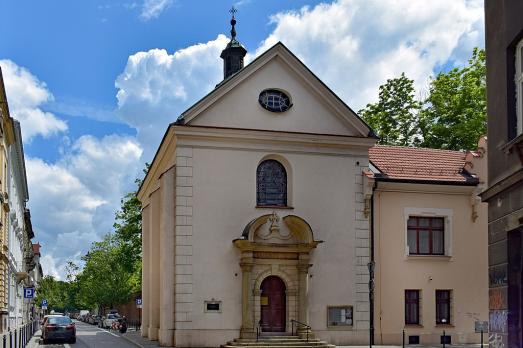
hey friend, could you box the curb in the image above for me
[119,333,146,348]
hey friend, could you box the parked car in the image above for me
[42,315,76,344]
[102,313,120,329]
[89,315,101,325]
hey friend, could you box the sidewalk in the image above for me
[120,331,486,348]
[25,329,41,348]
[120,330,174,348]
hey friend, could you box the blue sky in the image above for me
[0,0,485,278]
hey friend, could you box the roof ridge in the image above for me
[372,145,465,154]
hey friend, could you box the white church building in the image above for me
[138,15,376,347]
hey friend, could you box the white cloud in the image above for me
[115,0,484,158]
[255,0,484,110]
[115,34,229,157]
[139,0,173,21]
[27,135,143,280]
[0,60,68,141]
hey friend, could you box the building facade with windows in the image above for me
[482,1,523,347]
[7,120,31,328]
[0,68,15,332]
[368,142,489,345]
[138,20,377,347]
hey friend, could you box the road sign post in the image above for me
[475,321,488,348]
[136,298,142,329]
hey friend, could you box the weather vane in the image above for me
[229,6,237,19]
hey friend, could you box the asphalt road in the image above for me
[37,320,136,348]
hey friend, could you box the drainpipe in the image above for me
[369,180,377,347]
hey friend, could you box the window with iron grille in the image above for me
[407,216,445,255]
[405,290,420,325]
[436,290,451,324]
[256,160,287,207]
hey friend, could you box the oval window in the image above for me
[258,89,292,113]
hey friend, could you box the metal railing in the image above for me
[256,320,261,342]
[0,321,38,348]
[290,319,310,342]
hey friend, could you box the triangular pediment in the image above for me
[182,42,373,138]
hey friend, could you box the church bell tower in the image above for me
[220,7,247,80]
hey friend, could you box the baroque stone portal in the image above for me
[233,212,322,337]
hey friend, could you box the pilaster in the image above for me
[141,205,151,337]
[175,147,193,327]
[148,189,161,340]
[355,159,370,330]
[159,167,175,346]
[240,262,254,338]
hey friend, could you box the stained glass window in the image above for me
[257,160,287,206]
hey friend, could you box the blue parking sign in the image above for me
[136,298,142,306]
[24,287,35,299]
[41,299,48,306]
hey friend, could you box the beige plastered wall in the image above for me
[172,143,370,346]
[373,184,488,345]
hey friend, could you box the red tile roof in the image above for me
[369,145,476,183]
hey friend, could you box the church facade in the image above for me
[137,19,376,347]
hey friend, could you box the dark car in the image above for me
[42,315,76,344]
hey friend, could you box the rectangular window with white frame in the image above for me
[516,38,523,136]
[404,208,453,257]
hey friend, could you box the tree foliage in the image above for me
[419,48,486,150]
[77,235,135,309]
[359,73,421,146]
[360,48,486,150]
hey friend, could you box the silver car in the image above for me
[102,313,120,329]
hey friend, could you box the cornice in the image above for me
[375,181,477,195]
[173,125,375,156]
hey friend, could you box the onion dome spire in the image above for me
[220,6,247,80]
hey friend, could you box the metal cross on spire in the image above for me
[229,6,238,41]
[229,6,237,19]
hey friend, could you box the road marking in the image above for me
[64,344,71,348]
[101,328,119,337]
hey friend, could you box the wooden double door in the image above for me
[260,276,286,332]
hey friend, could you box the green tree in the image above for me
[359,73,422,146]
[77,234,134,310]
[419,48,486,150]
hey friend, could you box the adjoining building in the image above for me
[7,120,31,328]
[0,67,16,332]
[482,1,523,347]
[138,16,376,347]
[368,140,488,345]
[0,67,37,330]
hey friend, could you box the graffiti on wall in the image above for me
[489,333,506,348]
[489,265,508,287]
[489,288,507,310]
[489,310,508,333]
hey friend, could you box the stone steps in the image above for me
[222,335,335,348]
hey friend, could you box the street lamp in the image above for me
[367,261,375,348]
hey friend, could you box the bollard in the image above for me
[9,330,12,348]
[2,334,5,348]
[14,329,16,348]
[442,330,446,348]
[402,330,405,348]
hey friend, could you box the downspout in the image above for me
[369,180,377,346]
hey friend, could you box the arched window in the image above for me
[257,160,287,206]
